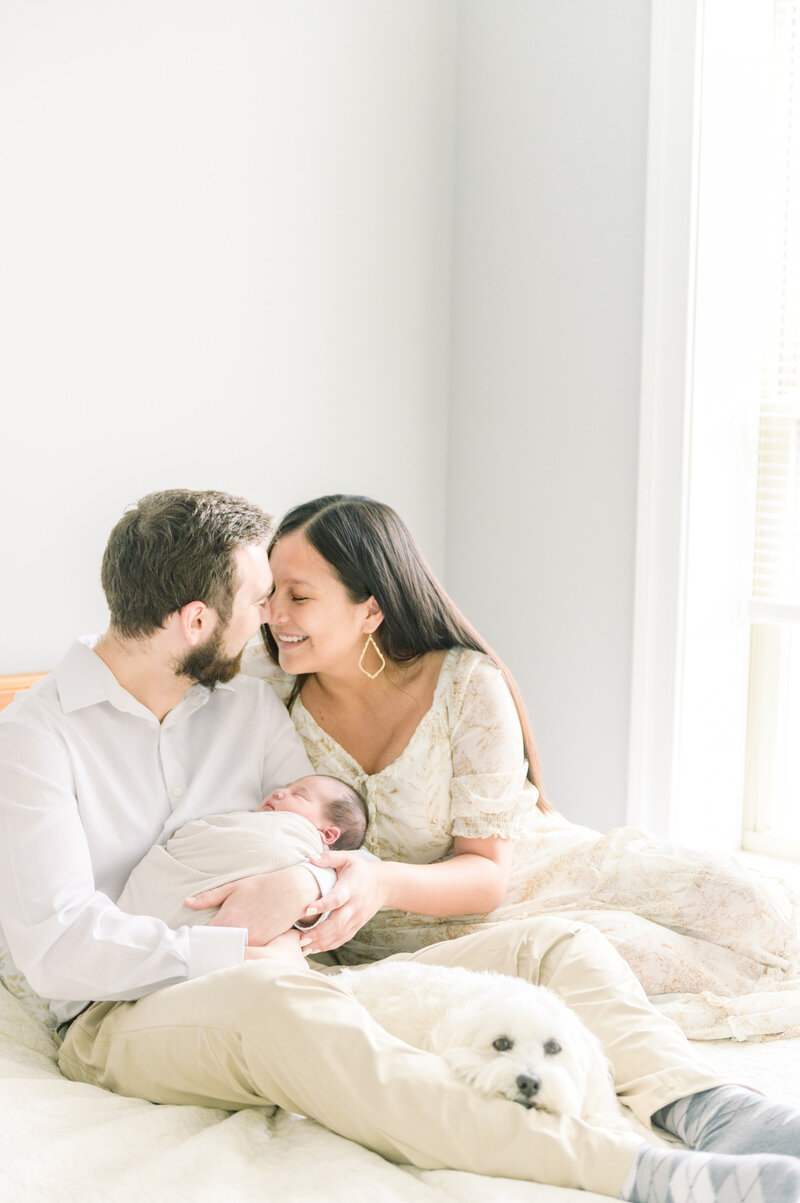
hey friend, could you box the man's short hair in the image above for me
[322,777,369,851]
[102,489,273,638]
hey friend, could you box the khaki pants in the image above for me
[58,917,727,1197]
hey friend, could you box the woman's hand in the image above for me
[185,865,320,946]
[299,851,388,954]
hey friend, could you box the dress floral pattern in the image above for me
[244,644,800,1041]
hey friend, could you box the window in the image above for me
[743,1,800,856]
[629,0,776,853]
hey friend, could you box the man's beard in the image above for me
[177,624,243,688]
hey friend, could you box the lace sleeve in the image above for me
[448,655,538,841]
[241,639,296,707]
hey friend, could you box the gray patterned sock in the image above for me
[654,1086,800,1157]
[619,1144,800,1203]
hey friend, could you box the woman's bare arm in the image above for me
[298,836,513,954]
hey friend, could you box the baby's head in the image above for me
[259,774,368,850]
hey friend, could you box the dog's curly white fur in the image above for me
[342,961,624,1128]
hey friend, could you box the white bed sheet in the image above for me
[3,985,800,1203]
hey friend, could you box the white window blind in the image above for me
[751,0,800,614]
[744,0,800,855]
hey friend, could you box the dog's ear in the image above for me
[428,1000,481,1057]
[570,1023,618,1124]
[428,1018,448,1055]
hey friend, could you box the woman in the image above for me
[245,493,800,1042]
[238,493,800,1203]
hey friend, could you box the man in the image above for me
[1,489,798,1203]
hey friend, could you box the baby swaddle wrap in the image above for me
[116,810,323,928]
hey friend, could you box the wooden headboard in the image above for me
[0,673,48,714]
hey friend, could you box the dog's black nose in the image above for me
[516,1074,540,1099]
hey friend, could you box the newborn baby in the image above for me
[116,774,367,929]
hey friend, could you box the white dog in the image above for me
[342,961,624,1128]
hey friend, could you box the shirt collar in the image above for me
[55,637,236,722]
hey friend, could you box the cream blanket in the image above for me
[338,820,800,1042]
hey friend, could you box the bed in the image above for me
[3,983,800,1203]
[3,673,800,1202]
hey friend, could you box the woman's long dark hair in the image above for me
[262,495,553,813]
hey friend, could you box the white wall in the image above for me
[2,1,651,834]
[447,1,651,829]
[0,0,456,672]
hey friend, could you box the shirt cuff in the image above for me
[293,861,336,929]
[299,861,337,898]
[293,910,329,930]
[187,924,247,979]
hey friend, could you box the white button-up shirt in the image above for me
[0,638,316,1025]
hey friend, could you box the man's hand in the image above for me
[185,866,320,946]
[299,851,387,954]
[244,930,308,967]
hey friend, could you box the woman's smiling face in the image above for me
[268,531,381,676]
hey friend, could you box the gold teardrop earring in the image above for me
[358,633,386,679]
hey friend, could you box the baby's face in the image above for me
[259,775,339,845]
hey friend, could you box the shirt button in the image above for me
[172,787,182,798]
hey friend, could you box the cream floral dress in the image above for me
[244,645,800,1041]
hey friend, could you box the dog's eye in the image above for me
[492,1036,514,1052]
[543,1040,562,1056]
